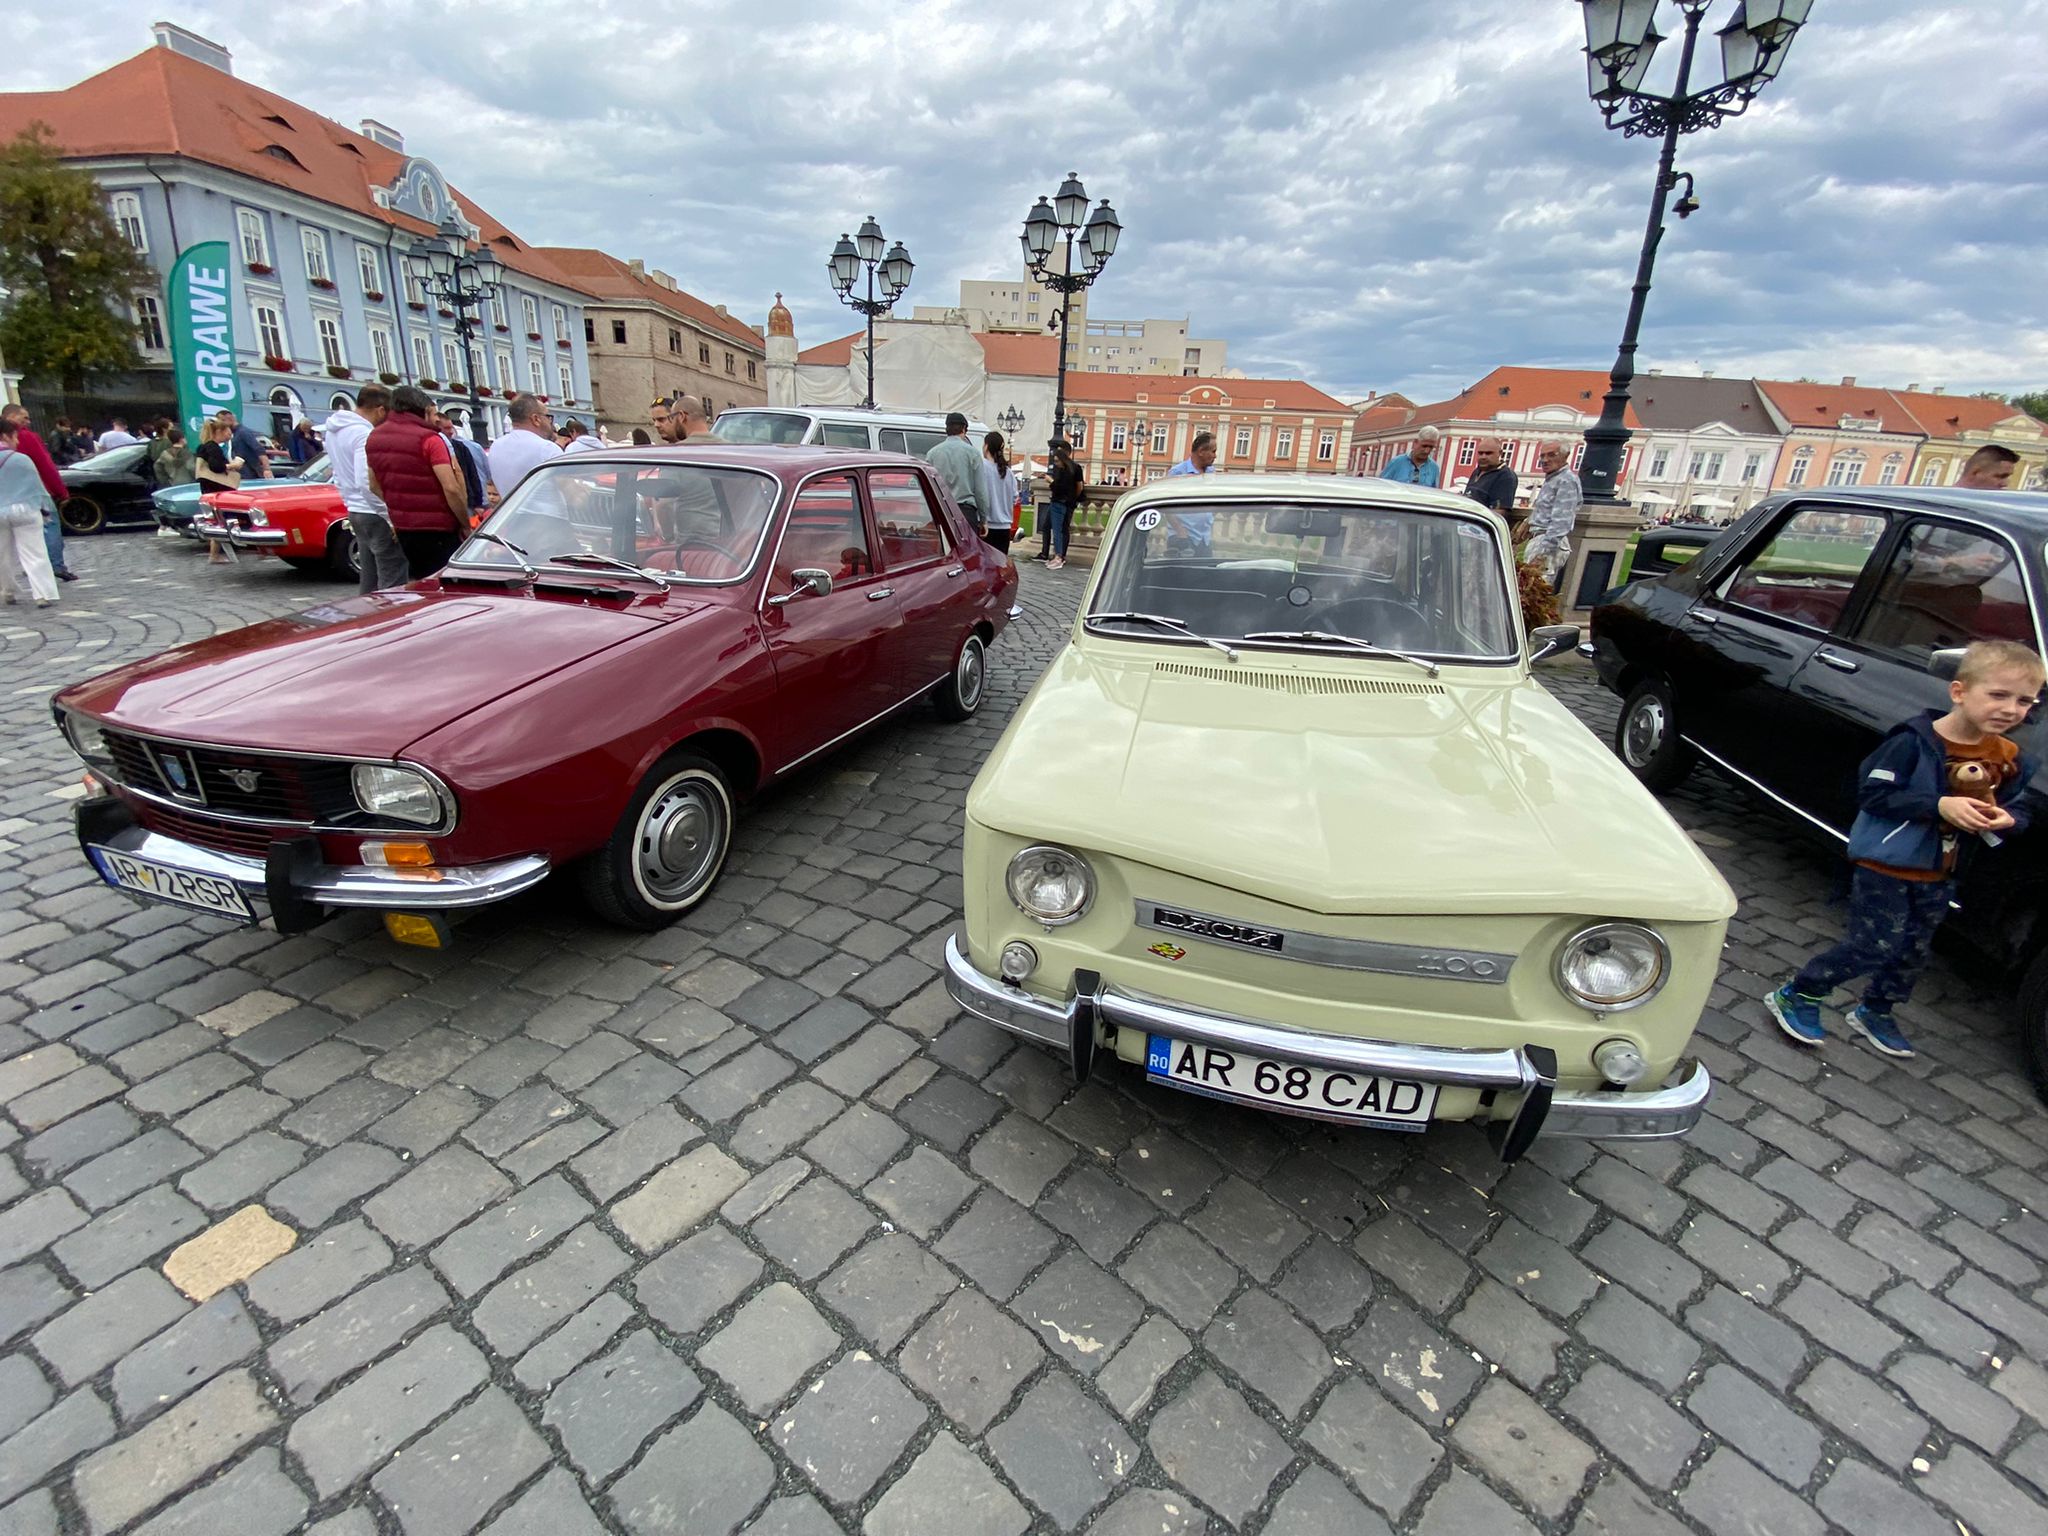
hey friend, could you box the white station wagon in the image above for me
[945,473,1736,1159]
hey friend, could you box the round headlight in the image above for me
[351,763,443,827]
[57,710,116,773]
[1005,845,1094,926]
[999,941,1039,981]
[1556,923,1668,1012]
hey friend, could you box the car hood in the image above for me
[969,645,1735,920]
[57,589,688,758]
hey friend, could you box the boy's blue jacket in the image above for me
[1845,710,2037,871]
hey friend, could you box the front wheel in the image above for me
[1615,678,1696,792]
[578,751,734,929]
[327,524,359,581]
[2019,949,2048,1105]
[931,631,987,722]
[59,495,105,535]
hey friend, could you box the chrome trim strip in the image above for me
[773,672,952,776]
[1544,1063,1712,1140]
[1135,900,1515,983]
[1682,736,1848,843]
[85,821,550,910]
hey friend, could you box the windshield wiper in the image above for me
[1086,611,1238,662]
[552,551,672,591]
[446,532,536,580]
[1241,630,1441,678]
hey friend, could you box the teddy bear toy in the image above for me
[1948,758,2009,805]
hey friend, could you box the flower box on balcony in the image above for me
[494,323,510,333]
[437,308,456,319]
[407,301,427,313]
[309,277,336,291]
[263,355,294,372]
[475,386,495,397]
[246,262,274,276]
[378,371,402,385]
[526,331,543,342]
[417,377,440,390]
[556,338,572,349]
[325,365,350,379]
[364,290,386,303]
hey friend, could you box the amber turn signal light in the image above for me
[361,842,436,868]
[383,912,450,948]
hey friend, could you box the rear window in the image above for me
[818,422,871,449]
[879,427,946,457]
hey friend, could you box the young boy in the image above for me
[1768,639,2042,1058]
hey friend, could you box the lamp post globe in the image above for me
[404,216,503,446]
[1021,173,1122,459]
[827,220,912,409]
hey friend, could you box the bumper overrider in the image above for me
[191,514,288,549]
[76,794,548,934]
[943,934,1710,1161]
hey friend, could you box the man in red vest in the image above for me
[365,386,471,578]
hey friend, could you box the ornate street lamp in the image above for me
[996,404,1025,441]
[404,213,505,446]
[1576,0,1812,503]
[828,216,913,409]
[1131,416,1149,485]
[1020,173,1120,456]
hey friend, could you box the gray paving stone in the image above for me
[362,1145,511,1249]
[1688,1364,1824,1487]
[936,1190,1058,1300]
[677,1042,793,1124]
[51,1185,205,1288]
[1815,1458,1954,1536]
[1561,1361,1702,1487]
[63,1129,204,1212]
[1876,1280,2000,1366]
[10,1065,123,1131]
[1686,1284,1808,1390]
[1885,1350,2020,1453]
[111,1292,258,1420]
[610,1143,746,1252]
[811,1024,918,1097]
[1917,1443,2046,1536]
[805,1102,909,1186]
[479,1468,607,1536]
[1147,1372,1294,1528]
[1344,1295,1484,1428]
[0,1389,113,1510]
[719,1154,809,1225]
[261,1040,369,1100]
[175,1131,306,1212]
[1010,1252,1143,1377]
[611,1403,774,1536]
[864,1144,975,1237]
[0,1354,53,1443]
[697,1284,838,1414]
[987,1373,1136,1530]
[1118,1221,1239,1331]
[266,1264,451,1405]
[581,1052,691,1127]
[1085,1489,1213,1536]
[0,1189,88,1272]
[1582,1216,1702,1314]
[370,1027,484,1090]
[818,1233,958,1351]
[449,1038,561,1098]
[241,1218,390,1324]
[364,1083,483,1158]
[730,1081,844,1165]
[1679,1447,1826,1536]
[633,1223,762,1336]
[373,1387,550,1535]
[1354,1213,1470,1316]
[30,1268,189,1386]
[474,1224,631,1355]
[500,1116,607,1182]
[1449,1276,1566,1391]
[130,1446,306,1536]
[898,1070,1002,1153]
[1795,1357,1930,1468]
[1114,1129,1223,1216]
[1263,1463,1393,1536]
[515,1293,635,1393]
[1203,1289,1331,1419]
[276,1076,406,1145]
[750,1175,876,1278]
[1271,1234,1373,1334]
[1778,1275,1907,1369]
[1413,1470,1539,1536]
[771,1353,926,1503]
[1039,1163,1158,1266]
[1568,1475,1692,1536]
[430,1172,591,1296]
[72,1369,274,1533]
[21,1104,141,1179]
[864,1432,1028,1536]
[966,1111,1073,1204]
[0,1261,74,1348]
[1302,1376,1444,1518]
[284,1324,486,1496]
[569,1104,701,1204]
[173,1085,291,1152]
[1451,1377,1598,1521]
[1187,1174,1310,1282]
[266,1142,403,1227]
[543,1327,703,1482]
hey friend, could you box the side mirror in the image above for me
[1528,623,1581,663]
[1928,647,1965,683]
[767,568,833,607]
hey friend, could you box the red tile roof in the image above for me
[0,44,576,292]
[1352,403,1418,432]
[795,329,1061,376]
[1063,373,1351,412]
[1883,389,2041,442]
[1398,366,1640,431]
[797,331,861,366]
[1755,379,1919,436]
[531,248,760,351]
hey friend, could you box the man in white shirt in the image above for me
[487,393,562,494]
[322,385,405,593]
[94,417,143,451]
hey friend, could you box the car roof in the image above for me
[1765,485,2048,533]
[718,406,986,429]
[538,444,938,478]
[1119,470,1493,517]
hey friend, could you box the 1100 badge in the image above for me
[1146,1035,1437,1128]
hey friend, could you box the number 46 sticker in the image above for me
[1134,509,1161,530]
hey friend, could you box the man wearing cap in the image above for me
[925,412,983,532]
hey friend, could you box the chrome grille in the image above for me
[102,730,356,824]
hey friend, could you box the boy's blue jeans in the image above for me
[1793,865,1951,1015]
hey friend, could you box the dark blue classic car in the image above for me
[1589,487,2048,1095]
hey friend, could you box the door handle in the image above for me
[944,565,965,578]
[1686,609,1721,627]
[867,588,894,601]
[1815,648,1860,674]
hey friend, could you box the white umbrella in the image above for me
[1691,493,1735,506]
[1632,490,1674,505]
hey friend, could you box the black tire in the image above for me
[60,495,105,535]
[931,631,988,722]
[578,750,734,929]
[2019,949,2048,1105]
[1614,678,1697,792]
[327,524,359,581]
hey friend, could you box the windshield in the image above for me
[294,454,333,484]
[449,459,782,584]
[709,411,811,445]
[78,444,150,471]
[1090,500,1518,662]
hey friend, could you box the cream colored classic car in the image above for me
[945,474,1736,1160]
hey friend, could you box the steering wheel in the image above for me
[1317,596,1436,652]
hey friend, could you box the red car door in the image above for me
[867,466,979,696]
[758,470,903,766]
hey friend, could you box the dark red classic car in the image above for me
[194,482,357,579]
[54,446,1016,942]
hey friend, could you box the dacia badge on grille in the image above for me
[1150,907,1284,952]
[223,769,262,794]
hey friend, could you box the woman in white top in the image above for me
[978,432,1020,554]
[0,416,60,606]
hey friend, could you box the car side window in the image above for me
[1717,505,1887,631]
[900,429,946,457]
[877,429,907,453]
[1853,521,2034,664]
[774,474,871,588]
[819,423,869,449]
[867,469,950,567]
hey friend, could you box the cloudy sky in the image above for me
[14,1,2047,404]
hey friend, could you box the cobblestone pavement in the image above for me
[3,531,2048,1536]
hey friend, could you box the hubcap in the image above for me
[1624,696,1667,767]
[635,775,726,903]
[957,639,985,709]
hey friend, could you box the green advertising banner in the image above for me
[166,241,241,446]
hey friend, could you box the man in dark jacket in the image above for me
[1463,439,1521,540]
[365,386,470,578]
[0,403,78,581]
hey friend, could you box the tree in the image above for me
[2010,392,2048,424]
[0,123,157,393]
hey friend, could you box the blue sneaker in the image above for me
[1765,984,1827,1045]
[1848,1005,1915,1059]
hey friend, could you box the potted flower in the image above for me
[556,337,572,349]
[364,289,386,303]
[494,322,510,333]
[325,364,351,379]
[310,276,336,291]
[437,307,456,319]
[417,377,440,390]
[526,331,542,342]
[378,371,401,385]
[263,354,294,372]
[246,261,274,276]
[475,385,495,397]
[407,301,427,313]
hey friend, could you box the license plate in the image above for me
[89,845,254,920]
[1146,1033,1437,1129]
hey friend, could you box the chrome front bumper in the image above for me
[191,516,288,548]
[77,799,549,932]
[943,933,1711,1158]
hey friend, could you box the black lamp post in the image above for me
[404,213,504,447]
[997,404,1025,442]
[1021,173,1120,456]
[1576,0,1811,503]
[829,216,913,409]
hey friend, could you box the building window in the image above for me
[559,363,574,401]
[1110,422,1129,452]
[1317,429,1337,462]
[316,314,345,369]
[1687,451,1706,479]
[1788,451,1811,486]
[370,326,396,376]
[1457,438,1476,467]
[747,359,757,382]
[1825,452,1864,487]
[1571,442,1586,470]
[522,295,540,334]
[236,209,269,267]
[356,244,382,297]
[488,291,507,329]
[1648,448,1670,479]
[724,351,736,375]
[111,193,146,252]
[1234,427,1252,457]
[530,356,546,395]
[443,339,463,383]
[404,266,427,306]
[1068,418,1087,449]
[252,301,286,360]
[1275,428,1295,458]
[1704,452,1725,479]
[1878,453,1902,485]
[495,349,513,389]
[1919,462,1941,485]
[551,304,568,341]
[133,295,165,350]
[1742,452,1762,483]
[411,334,433,379]
[667,327,681,353]
[329,393,351,412]
[699,341,711,365]
[1150,423,1169,453]
[301,227,330,283]
[583,318,595,344]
